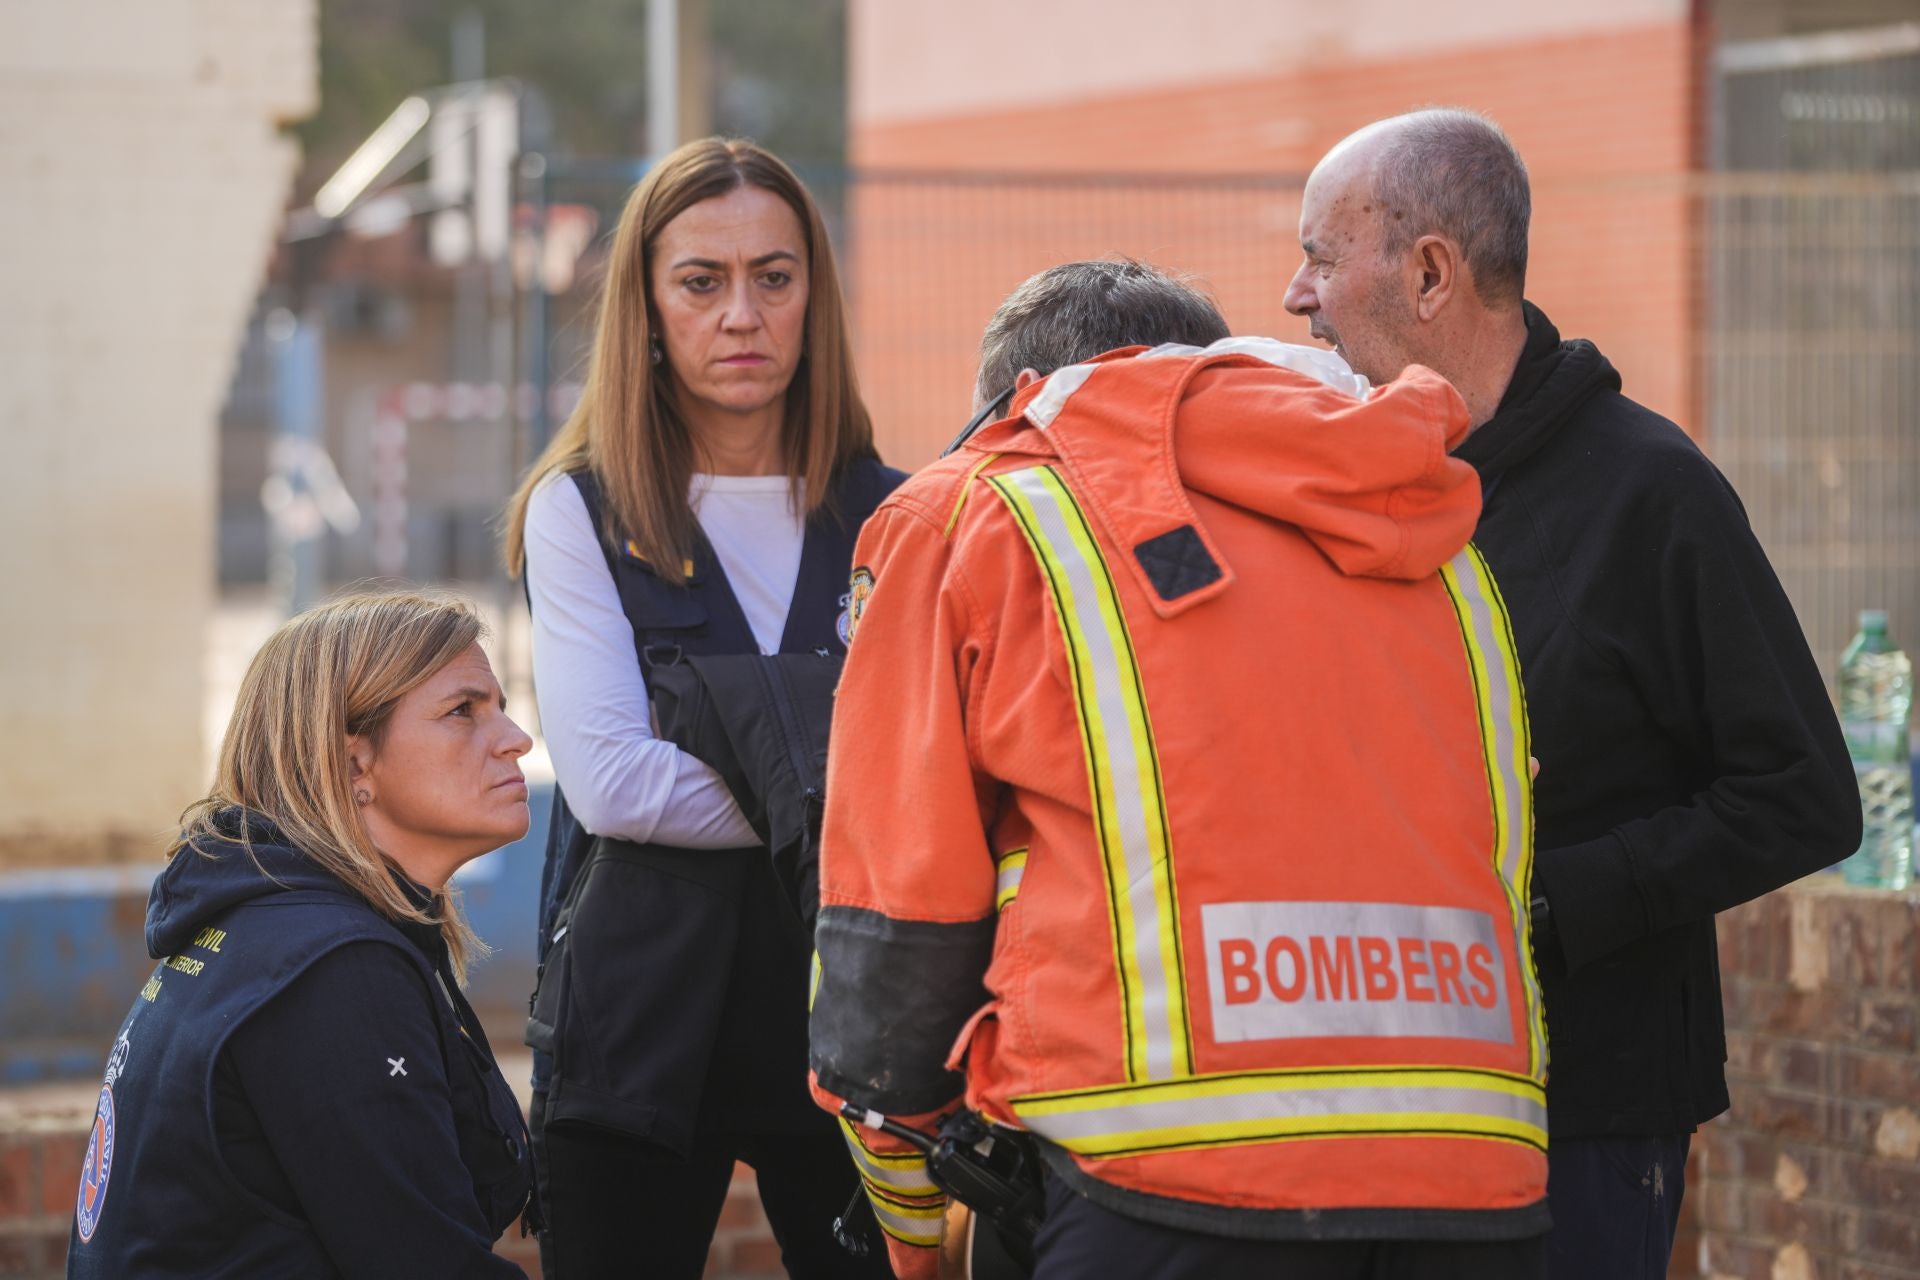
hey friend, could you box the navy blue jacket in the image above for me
[527,458,903,1151]
[68,812,532,1279]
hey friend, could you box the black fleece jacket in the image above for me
[1454,304,1860,1138]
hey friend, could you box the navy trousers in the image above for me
[1543,1134,1692,1280]
[1032,1175,1547,1280]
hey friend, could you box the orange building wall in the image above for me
[847,18,1700,468]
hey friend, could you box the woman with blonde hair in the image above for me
[504,137,900,1276]
[66,590,537,1279]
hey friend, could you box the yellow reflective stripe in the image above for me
[1011,1066,1547,1158]
[1437,546,1545,1080]
[986,466,1191,1082]
[837,1116,942,1198]
[944,452,1003,537]
[994,848,1028,911]
[808,950,821,1010]
[863,1183,946,1248]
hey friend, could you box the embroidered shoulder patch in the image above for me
[841,566,876,645]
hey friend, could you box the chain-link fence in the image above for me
[222,79,1919,682]
[1708,28,1920,676]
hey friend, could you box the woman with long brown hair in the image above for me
[66,590,536,1278]
[504,138,900,1277]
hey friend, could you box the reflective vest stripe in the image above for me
[995,848,1028,912]
[837,1116,942,1198]
[862,1184,946,1248]
[1437,545,1546,1079]
[987,466,1192,1082]
[1012,1066,1547,1158]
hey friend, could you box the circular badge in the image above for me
[75,1084,115,1242]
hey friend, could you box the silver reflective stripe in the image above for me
[1015,1070,1547,1157]
[994,850,1027,910]
[1445,549,1528,890]
[838,1119,939,1197]
[1438,546,1546,1078]
[997,467,1187,1080]
[1022,362,1098,428]
[864,1190,944,1248]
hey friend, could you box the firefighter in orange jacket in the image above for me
[811,262,1550,1279]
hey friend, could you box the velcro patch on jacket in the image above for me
[1201,901,1512,1044]
[1134,525,1221,602]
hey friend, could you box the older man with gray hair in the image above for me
[1285,110,1859,1280]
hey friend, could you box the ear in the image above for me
[1412,235,1461,323]
[1013,367,1043,392]
[346,734,376,790]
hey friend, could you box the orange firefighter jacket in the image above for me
[810,340,1548,1276]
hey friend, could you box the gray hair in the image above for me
[1372,109,1530,305]
[975,259,1230,399]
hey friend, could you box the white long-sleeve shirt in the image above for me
[524,471,806,848]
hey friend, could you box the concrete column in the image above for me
[0,0,318,867]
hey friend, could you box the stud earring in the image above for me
[650,336,664,366]
[355,789,371,807]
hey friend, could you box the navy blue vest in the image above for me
[529,458,903,1152]
[68,874,531,1278]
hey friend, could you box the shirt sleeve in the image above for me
[1534,449,1862,971]
[808,501,1002,1280]
[525,473,760,848]
[218,942,527,1279]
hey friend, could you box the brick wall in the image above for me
[1670,878,1920,1280]
[0,1088,786,1279]
[0,0,316,869]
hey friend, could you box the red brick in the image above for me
[0,1147,33,1223]
[1881,900,1919,991]
[0,1230,43,1275]
[1699,1175,1745,1234]
[717,1187,768,1230]
[1745,1189,1847,1247]
[1829,1100,1887,1153]
[41,1136,82,1219]
[1835,1259,1920,1280]
[1855,998,1916,1052]
[1836,1048,1920,1105]
[728,1237,787,1275]
[1856,1208,1920,1267]
[1699,1235,1777,1280]
[1729,1087,1824,1141]
[1828,905,1882,988]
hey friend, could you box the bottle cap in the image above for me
[1860,609,1889,631]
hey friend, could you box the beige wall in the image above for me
[0,0,316,866]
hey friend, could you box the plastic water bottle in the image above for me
[1836,610,1914,890]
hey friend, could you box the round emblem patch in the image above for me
[844,566,875,644]
[75,1084,115,1242]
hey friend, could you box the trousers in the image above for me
[1543,1133,1692,1280]
[530,1091,890,1279]
[1030,1174,1547,1280]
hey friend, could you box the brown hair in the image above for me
[173,589,488,979]
[502,137,874,579]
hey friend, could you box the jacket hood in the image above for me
[1454,302,1621,481]
[145,809,364,958]
[973,336,1480,619]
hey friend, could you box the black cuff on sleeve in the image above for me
[810,904,996,1115]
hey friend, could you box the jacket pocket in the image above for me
[539,840,747,1154]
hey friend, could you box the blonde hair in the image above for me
[174,589,488,979]
[502,136,875,579]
